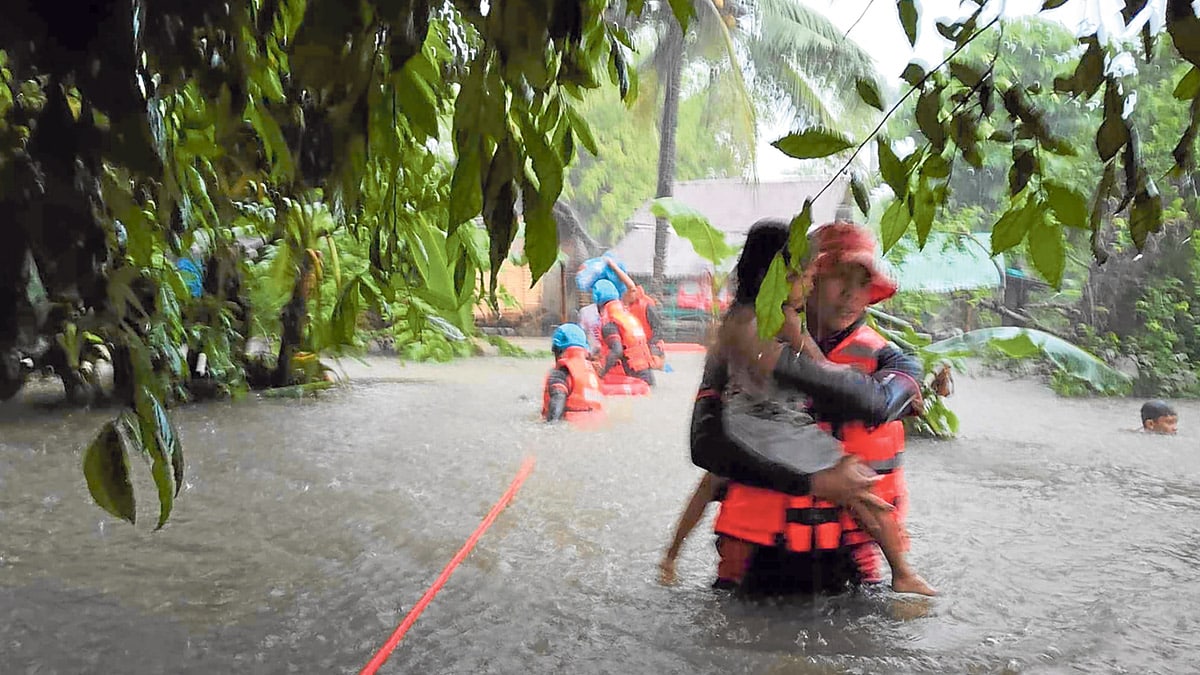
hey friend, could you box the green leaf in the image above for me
[1167,8,1200,70]
[449,134,483,229]
[855,78,885,111]
[851,174,871,217]
[149,395,184,498]
[949,61,984,87]
[522,198,559,283]
[990,201,1038,255]
[522,124,564,202]
[788,200,813,266]
[1027,217,1065,288]
[921,154,951,178]
[565,105,598,156]
[651,197,736,266]
[667,0,695,31]
[916,91,945,150]
[1130,178,1163,251]
[1008,146,1037,196]
[771,127,855,160]
[1044,181,1089,229]
[395,66,439,141]
[1042,0,1068,9]
[901,63,926,88]
[925,327,1132,395]
[82,421,136,524]
[878,139,908,198]
[1097,82,1129,161]
[880,199,911,254]
[1174,67,1200,100]
[754,254,789,340]
[913,177,936,248]
[898,0,919,47]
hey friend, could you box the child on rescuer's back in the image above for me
[660,226,935,596]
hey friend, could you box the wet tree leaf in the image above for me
[913,177,937,248]
[772,127,855,159]
[1174,67,1200,100]
[880,198,911,254]
[565,105,598,157]
[667,0,695,32]
[991,201,1038,255]
[901,63,926,88]
[755,254,789,340]
[449,133,483,230]
[916,90,945,151]
[898,0,919,47]
[855,78,885,111]
[1008,146,1037,196]
[1090,163,1117,264]
[1054,39,1105,98]
[521,190,559,283]
[788,200,813,266]
[1097,81,1129,161]
[1027,216,1065,288]
[82,421,136,524]
[949,61,985,88]
[921,154,951,178]
[651,198,736,266]
[878,138,908,198]
[1044,181,1089,229]
[1130,178,1163,251]
[1166,2,1200,69]
[851,174,871,217]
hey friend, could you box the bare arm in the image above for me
[664,473,726,561]
[606,258,638,293]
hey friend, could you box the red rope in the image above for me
[359,456,537,675]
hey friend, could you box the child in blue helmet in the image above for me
[593,280,656,387]
[543,323,606,422]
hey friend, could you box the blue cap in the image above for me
[552,323,589,351]
[592,279,620,306]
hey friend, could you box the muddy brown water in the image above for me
[2,353,1198,674]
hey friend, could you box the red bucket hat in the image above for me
[808,221,898,305]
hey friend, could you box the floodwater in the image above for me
[1,352,1198,674]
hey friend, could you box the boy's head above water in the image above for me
[1141,399,1178,434]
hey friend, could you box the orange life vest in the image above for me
[713,483,843,553]
[625,289,665,370]
[818,323,909,548]
[542,346,606,421]
[712,323,911,555]
[599,300,654,373]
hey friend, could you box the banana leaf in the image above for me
[924,327,1132,395]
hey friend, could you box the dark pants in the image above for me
[715,536,869,596]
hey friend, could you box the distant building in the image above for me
[609,177,850,339]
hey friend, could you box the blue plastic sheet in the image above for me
[575,254,628,296]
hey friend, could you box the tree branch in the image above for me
[805,16,1002,210]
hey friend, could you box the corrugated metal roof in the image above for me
[882,232,1004,293]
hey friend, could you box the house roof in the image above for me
[612,177,849,278]
[881,232,1005,293]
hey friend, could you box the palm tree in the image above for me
[639,0,881,292]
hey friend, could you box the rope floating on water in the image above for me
[359,455,536,675]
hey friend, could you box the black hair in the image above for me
[1141,399,1176,422]
[733,218,791,306]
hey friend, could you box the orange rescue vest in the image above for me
[625,289,665,369]
[599,300,654,373]
[712,323,911,554]
[819,323,909,548]
[542,346,606,421]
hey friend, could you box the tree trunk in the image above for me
[272,251,311,388]
[652,19,685,297]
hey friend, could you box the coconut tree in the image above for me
[639,0,882,291]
